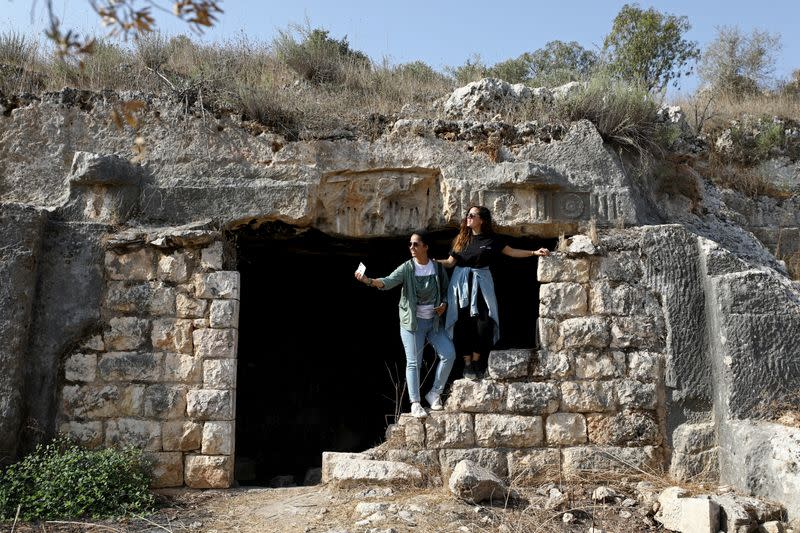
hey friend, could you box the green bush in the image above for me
[274,24,371,84]
[0,437,153,521]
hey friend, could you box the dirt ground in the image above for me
[0,481,666,533]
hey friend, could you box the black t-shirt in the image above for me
[450,234,507,268]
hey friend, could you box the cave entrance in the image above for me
[233,222,553,486]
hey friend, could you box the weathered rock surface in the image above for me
[447,460,507,503]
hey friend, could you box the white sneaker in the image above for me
[425,391,443,411]
[410,402,427,418]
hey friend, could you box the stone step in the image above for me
[321,451,423,488]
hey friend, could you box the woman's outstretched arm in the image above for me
[436,255,457,268]
[354,271,385,289]
[501,246,550,258]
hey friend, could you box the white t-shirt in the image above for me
[414,259,436,319]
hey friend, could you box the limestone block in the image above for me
[506,382,560,414]
[616,379,657,410]
[59,421,103,448]
[507,449,561,485]
[201,241,224,270]
[157,252,190,283]
[446,380,505,412]
[381,449,440,472]
[176,293,208,318]
[558,317,610,350]
[104,317,149,351]
[328,458,423,488]
[593,252,642,282]
[590,281,655,316]
[567,235,598,256]
[203,359,236,389]
[487,349,532,379]
[104,281,176,316]
[531,351,571,380]
[147,452,184,488]
[151,318,194,354]
[586,412,660,446]
[149,284,177,316]
[425,412,475,449]
[186,389,234,420]
[164,353,202,383]
[143,384,187,419]
[760,522,786,533]
[655,487,720,533]
[61,384,144,418]
[672,422,716,455]
[539,282,588,318]
[537,256,590,283]
[105,248,155,281]
[438,448,508,479]
[475,414,543,447]
[321,452,371,483]
[209,299,240,329]
[670,449,719,482]
[195,271,240,300]
[545,413,587,445]
[162,421,203,451]
[202,421,234,455]
[184,454,234,489]
[537,317,559,350]
[574,351,625,379]
[610,317,665,350]
[64,353,97,382]
[98,352,161,382]
[105,418,161,451]
[80,335,105,351]
[193,328,238,359]
[627,352,664,382]
[397,415,426,449]
[561,446,660,480]
[192,318,209,328]
[708,494,758,533]
[448,460,508,503]
[560,381,616,412]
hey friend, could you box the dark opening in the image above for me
[233,222,555,485]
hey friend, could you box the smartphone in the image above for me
[356,262,367,276]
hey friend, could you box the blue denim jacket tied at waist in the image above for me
[444,266,500,345]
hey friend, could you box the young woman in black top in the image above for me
[437,206,550,379]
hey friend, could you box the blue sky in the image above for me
[4,0,799,94]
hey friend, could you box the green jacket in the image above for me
[378,259,449,332]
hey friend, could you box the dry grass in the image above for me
[672,90,800,133]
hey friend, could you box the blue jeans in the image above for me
[399,318,456,403]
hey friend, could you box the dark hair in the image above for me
[452,206,494,252]
[411,231,431,246]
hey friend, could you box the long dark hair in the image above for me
[452,205,494,253]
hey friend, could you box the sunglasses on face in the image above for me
[409,242,423,248]
[467,213,480,219]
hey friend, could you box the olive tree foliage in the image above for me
[37,0,223,61]
[528,40,598,86]
[448,41,598,87]
[698,26,782,96]
[603,3,699,92]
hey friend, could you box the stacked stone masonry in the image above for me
[379,252,668,485]
[58,240,239,488]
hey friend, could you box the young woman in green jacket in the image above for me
[354,232,456,418]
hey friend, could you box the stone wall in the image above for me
[372,248,668,484]
[57,236,240,488]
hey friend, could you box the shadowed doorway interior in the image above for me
[234,222,552,486]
